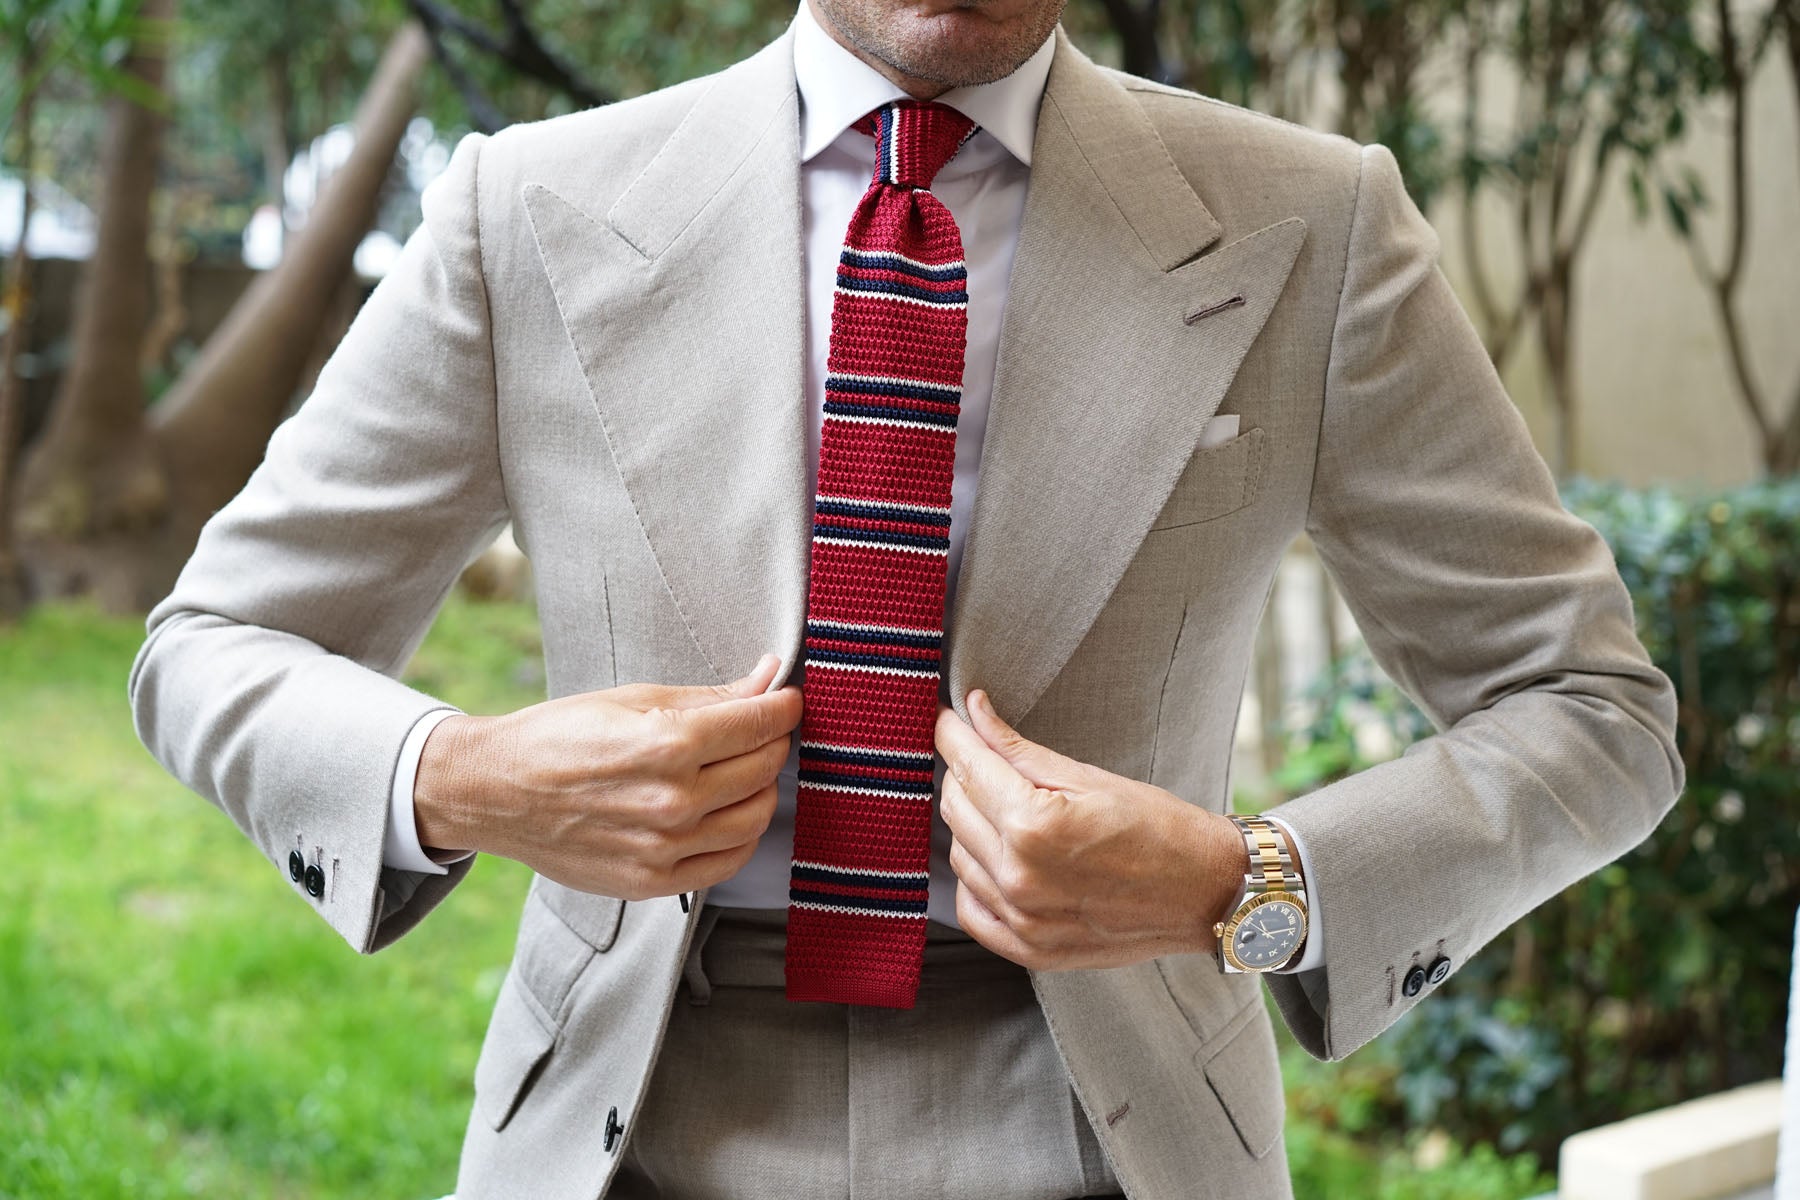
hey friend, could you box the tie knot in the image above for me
[854,100,978,190]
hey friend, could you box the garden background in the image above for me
[1,0,1796,1196]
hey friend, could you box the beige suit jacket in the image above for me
[129,20,1685,1200]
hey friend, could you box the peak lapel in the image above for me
[942,29,1307,727]
[521,30,811,686]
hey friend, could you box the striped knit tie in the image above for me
[785,100,978,1009]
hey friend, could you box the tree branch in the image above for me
[409,0,512,133]
[405,0,613,133]
[1097,0,1170,83]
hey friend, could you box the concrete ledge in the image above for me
[1559,1080,1783,1200]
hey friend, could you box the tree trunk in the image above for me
[1770,0,1800,474]
[1097,0,1169,84]
[150,19,432,524]
[11,0,177,610]
[1254,571,1287,785]
[262,48,294,257]
[11,16,433,613]
[1316,554,1340,675]
[0,24,44,621]
[1782,0,1800,176]
[140,187,190,379]
[1540,255,1577,477]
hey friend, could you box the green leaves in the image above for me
[1268,474,1800,1165]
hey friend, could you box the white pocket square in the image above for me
[1197,413,1239,449]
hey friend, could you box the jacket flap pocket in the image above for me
[1147,426,1267,531]
[1197,1002,1286,1159]
[533,876,626,954]
[474,970,556,1131]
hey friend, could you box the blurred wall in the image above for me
[15,256,365,450]
[1428,33,1800,489]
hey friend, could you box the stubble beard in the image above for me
[813,0,1066,89]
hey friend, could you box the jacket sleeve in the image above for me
[1258,141,1685,1060]
[127,129,508,954]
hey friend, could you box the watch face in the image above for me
[1229,898,1305,969]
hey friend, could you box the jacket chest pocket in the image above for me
[1146,425,1268,532]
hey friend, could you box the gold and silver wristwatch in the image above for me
[1213,813,1309,974]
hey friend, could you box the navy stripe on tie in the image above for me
[812,499,952,529]
[813,523,951,552]
[822,399,958,429]
[790,887,930,915]
[804,645,940,674]
[798,767,936,795]
[825,374,962,403]
[839,249,968,283]
[836,275,970,305]
[792,863,929,890]
[805,615,946,647]
[875,106,894,184]
[802,744,934,772]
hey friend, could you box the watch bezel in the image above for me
[1216,890,1309,973]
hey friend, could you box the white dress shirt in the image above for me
[383,0,1324,973]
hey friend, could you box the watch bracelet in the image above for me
[1217,813,1310,972]
[1228,812,1304,895]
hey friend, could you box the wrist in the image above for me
[1190,807,1252,954]
[413,712,500,857]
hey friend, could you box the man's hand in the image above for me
[934,689,1248,970]
[413,653,803,901]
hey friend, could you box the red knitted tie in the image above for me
[785,100,977,1009]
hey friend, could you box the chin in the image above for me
[893,24,1040,82]
[819,0,1063,88]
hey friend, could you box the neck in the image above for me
[804,0,953,100]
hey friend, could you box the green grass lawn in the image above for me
[1,597,542,1198]
[0,595,1552,1198]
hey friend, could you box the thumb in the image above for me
[965,688,1082,786]
[719,652,782,700]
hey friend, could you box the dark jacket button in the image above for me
[288,850,304,882]
[303,864,325,898]
[1427,954,1453,985]
[603,1105,626,1152]
[1401,964,1428,998]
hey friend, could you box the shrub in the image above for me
[1271,474,1799,1163]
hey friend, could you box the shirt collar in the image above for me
[791,0,1054,166]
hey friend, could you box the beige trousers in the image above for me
[607,903,1126,1200]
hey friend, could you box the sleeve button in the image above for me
[303,864,326,899]
[1427,954,1452,985]
[1401,964,1428,997]
[288,850,305,882]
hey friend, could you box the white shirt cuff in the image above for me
[383,707,473,875]
[1263,815,1324,973]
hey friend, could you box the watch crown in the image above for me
[1211,921,1225,939]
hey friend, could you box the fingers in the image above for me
[948,834,1011,924]
[939,767,1004,881]
[954,875,1029,967]
[677,681,804,765]
[951,835,1058,968]
[934,701,1022,828]
[678,780,781,868]
[667,828,766,893]
[693,730,792,812]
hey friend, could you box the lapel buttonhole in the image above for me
[1185,294,1247,325]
